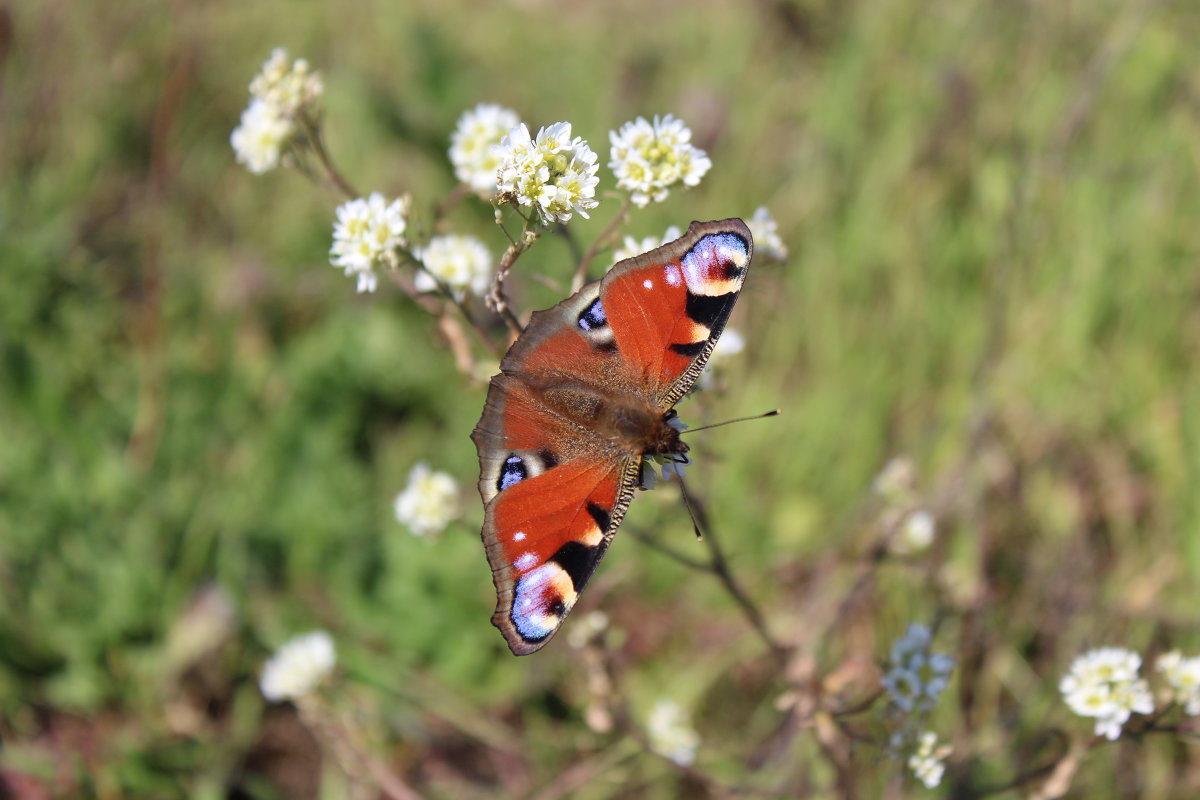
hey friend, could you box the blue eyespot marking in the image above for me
[577,298,607,331]
[512,564,565,641]
[499,454,527,491]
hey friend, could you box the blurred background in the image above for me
[3,0,1200,797]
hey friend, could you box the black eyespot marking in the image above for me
[705,233,750,278]
[586,502,611,535]
[549,598,567,617]
[596,339,618,354]
[720,259,746,281]
[669,340,708,358]
[685,292,733,330]
[537,448,559,471]
[577,298,607,331]
[498,454,527,491]
[550,540,600,594]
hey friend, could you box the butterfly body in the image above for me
[472,219,752,655]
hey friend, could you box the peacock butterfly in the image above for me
[472,219,753,654]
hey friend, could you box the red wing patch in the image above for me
[482,458,632,654]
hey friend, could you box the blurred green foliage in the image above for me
[2,0,1200,796]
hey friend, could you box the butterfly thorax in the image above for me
[517,371,687,459]
[609,405,689,459]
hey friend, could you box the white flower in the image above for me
[231,99,294,174]
[393,462,459,536]
[1060,647,1155,740]
[611,226,683,265]
[413,234,493,299]
[646,699,700,766]
[883,624,955,713]
[873,456,916,501]
[449,103,521,194]
[329,193,409,293]
[608,115,711,207]
[567,610,610,649]
[895,509,936,554]
[496,121,600,225]
[747,206,787,260]
[1157,651,1200,715]
[640,415,690,490]
[907,731,950,789]
[248,47,324,116]
[260,630,336,702]
[231,48,322,174]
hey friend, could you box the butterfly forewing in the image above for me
[473,219,753,655]
[599,219,752,404]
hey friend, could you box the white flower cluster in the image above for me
[449,104,521,194]
[413,234,493,299]
[328,193,409,293]
[1157,651,1200,715]
[646,698,700,766]
[248,48,324,116]
[260,630,336,702]
[230,102,295,175]
[883,624,955,713]
[747,206,788,261]
[393,462,459,537]
[495,122,600,225]
[1060,647,1154,740]
[907,731,950,789]
[231,48,323,174]
[608,115,711,207]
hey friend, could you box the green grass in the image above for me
[3,0,1200,796]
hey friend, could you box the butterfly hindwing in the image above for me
[472,219,753,655]
[474,365,641,655]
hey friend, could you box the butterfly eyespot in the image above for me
[511,562,578,641]
[575,296,617,352]
[681,233,750,296]
[498,454,528,491]
[577,298,607,331]
[514,552,537,571]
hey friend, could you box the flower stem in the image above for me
[487,215,538,335]
[699,517,790,664]
[300,113,358,200]
[572,195,631,292]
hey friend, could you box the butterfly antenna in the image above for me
[674,471,706,541]
[680,409,781,436]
